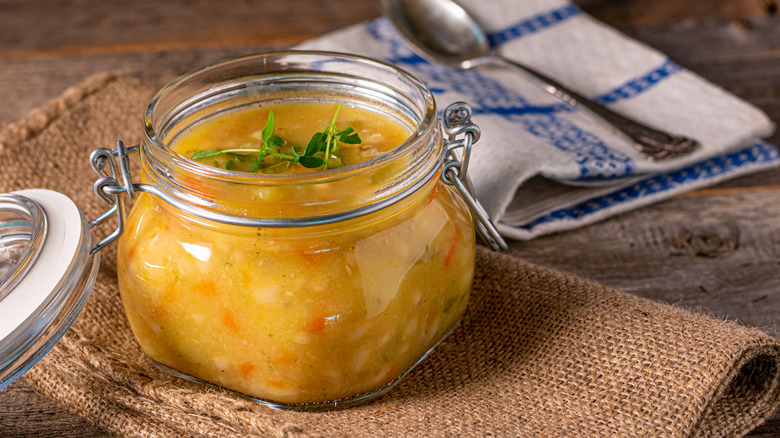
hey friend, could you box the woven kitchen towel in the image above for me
[2,72,780,437]
[298,0,779,239]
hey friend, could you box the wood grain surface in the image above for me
[0,0,779,436]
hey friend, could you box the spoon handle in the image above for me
[495,56,699,161]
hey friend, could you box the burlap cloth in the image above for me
[2,72,780,437]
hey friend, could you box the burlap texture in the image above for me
[2,72,780,437]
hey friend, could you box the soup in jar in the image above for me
[117,100,475,406]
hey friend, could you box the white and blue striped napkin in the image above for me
[299,0,777,240]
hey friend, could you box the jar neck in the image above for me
[140,52,440,224]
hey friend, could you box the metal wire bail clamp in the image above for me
[441,102,507,251]
[88,141,138,254]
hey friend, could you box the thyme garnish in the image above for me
[191,102,360,172]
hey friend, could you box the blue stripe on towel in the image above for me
[594,59,683,105]
[472,103,571,116]
[502,142,780,230]
[486,4,582,47]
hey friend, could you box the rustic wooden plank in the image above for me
[0,0,381,57]
[0,46,263,129]
[507,190,780,334]
[577,0,777,26]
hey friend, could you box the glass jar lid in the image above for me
[0,189,99,390]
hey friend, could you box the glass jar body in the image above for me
[118,177,474,406]
[115,52,477,409]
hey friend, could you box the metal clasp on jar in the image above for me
[88,142,139,254]
[87,102,508,254]
[441,102,507,251]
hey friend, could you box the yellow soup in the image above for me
[117,101,475,405]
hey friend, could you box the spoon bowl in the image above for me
[382,0,489,67]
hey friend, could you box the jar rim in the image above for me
[143,50,438,184]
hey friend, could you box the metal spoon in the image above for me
[381,0,700,161]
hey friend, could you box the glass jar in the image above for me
[118,51,490,410]
[0,51,505,409]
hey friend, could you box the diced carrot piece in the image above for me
[151,305,166,318]
[273,352,297,367]
[238,362,254,378]
[267,378,286,390]
[194,279,218,296]
[385,366,398,381]
[425,311,438,329]
[161,283,177,304]
[426,181,441,205]
[298,250,320,266]
[222,311,241,334]
[306,316,327,333]
[443,227,460,267]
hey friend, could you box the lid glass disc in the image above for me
[0,195,47,301]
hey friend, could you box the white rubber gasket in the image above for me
[0,189,85,341]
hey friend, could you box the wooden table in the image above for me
[1,0,779,436]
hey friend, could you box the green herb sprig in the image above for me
[190,102,360,172]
